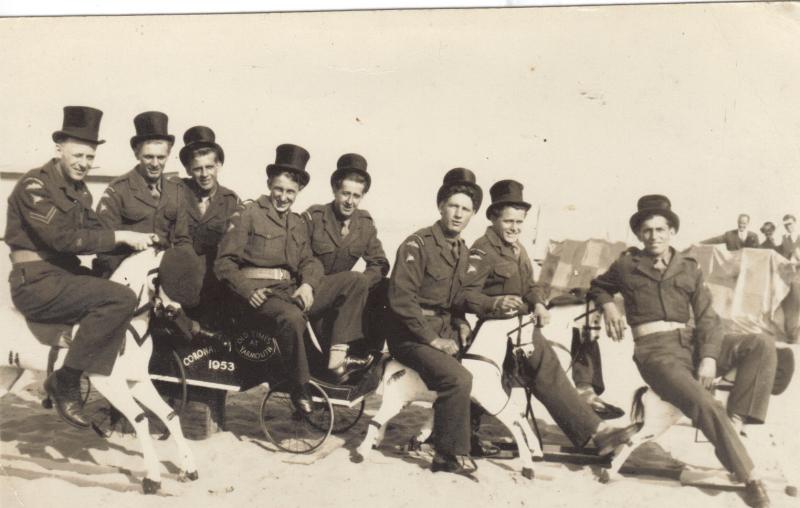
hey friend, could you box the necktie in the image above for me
[198,196,210,215]
[653,256,668,273]
[341,220,350,237]
[148,183,160,200]
[511,243,521,259]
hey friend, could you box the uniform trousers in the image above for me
[521,330,601,447]
[9,259,137,376]
[388,314,472,456]
[632,330,773,481]
[252,271,368,385]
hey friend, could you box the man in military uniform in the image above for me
[6,106,155,428]
[303,153,390,355]
[387,168,505,474]
[154,126,240,331]
[214,144,369,413]
[94,111,181,276]
[588,195,775,508]
[468,180,639,457]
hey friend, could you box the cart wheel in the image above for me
[259,380,333,454]
[329,399,366,434]
[149,350,189,438]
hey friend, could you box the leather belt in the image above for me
[9,249,61,265]
[421,307,448,317]
[241,267,291,281]
[632,320,685,340]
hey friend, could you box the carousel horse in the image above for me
[354,314,544,479]
[0,247,198,494]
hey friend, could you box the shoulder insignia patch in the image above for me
[467,264,477,273]
[405,253,415,262]
[23,177,44,191]
[405,240,420,249]
[29,206,57,225]
[97,201,108,214]
[410,234,425,247]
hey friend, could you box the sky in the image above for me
[1,3,798,259]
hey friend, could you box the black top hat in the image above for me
[330,153,371,192]
[436,167,483,211]
[129,111,175,150]
[486,179,532,219]
[179,126,225,167]
[772,347,795,396]
[266,144,311,187]
[629,194,680,233]
[52,106,105,145]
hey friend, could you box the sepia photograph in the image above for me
[0,2,798,507]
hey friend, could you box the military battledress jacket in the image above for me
[587,247,723,360]
[214,196,323,300]
[303,203,389,288]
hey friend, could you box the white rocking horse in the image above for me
[354,315,544,478]
[0,247,198,494]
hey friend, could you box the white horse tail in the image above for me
[630,386,649,428]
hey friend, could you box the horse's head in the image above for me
[109,247,165,312]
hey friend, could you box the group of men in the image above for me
[6,106,790,507]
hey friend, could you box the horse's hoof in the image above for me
[351,451,365,464]
[41,398,53,410]
[786,485,798,497]
[142,477,161,494]
[178,470,199,482]
[598,469,611,484]
[522,467,535,480]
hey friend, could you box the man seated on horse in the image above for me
[588,194,776,508]
[467,180,639,458]
[387,168,511,474]
[302,153,390,356]
[6,106,156,428]
[214,144,370,414]
[152,126,241,335]
[94,111,182,277]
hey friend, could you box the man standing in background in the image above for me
[701,214,759,251]
[779,214,799,343]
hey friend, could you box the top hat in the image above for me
[159,244,205,308]
[629,194,680,233]
[52,106,105,145]
[486,179,531,219]
[266,144,311,187]
[179,126,225,167]
[436,167,483,211]
[772,347,795,396]
[330,153,371,192]
[129,111,175,150]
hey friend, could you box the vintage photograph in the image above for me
[1,3,798,507]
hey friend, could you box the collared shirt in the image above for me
[5,159,115,255]
[214,195,323,299]
[588,246,723,360]
[388,221,493,344]
[467,226,546,311]
[303,202,389,288]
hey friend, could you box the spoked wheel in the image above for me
[330,399,366,435]
[259,380,333,454]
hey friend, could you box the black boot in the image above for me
[43,368,90,429]
[328,354,374,384]
[290,384,313,415]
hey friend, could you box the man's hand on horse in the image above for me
[248,287,271,308]
[430,337,459,356]
[601,301,627,341]
[697,357,717,391]
[292,283,314,312]
[533,303,551,326]
[115,230,156,251]
[492,295,525,315]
